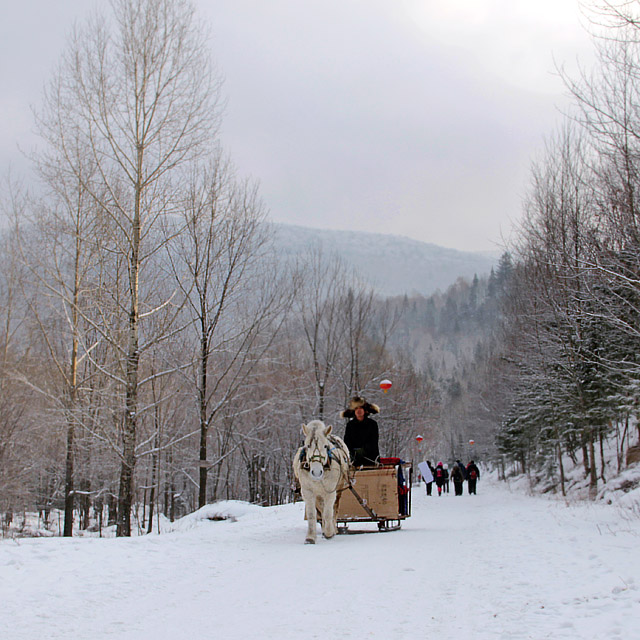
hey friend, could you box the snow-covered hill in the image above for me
[270,223,498,296]
[2,477,639,639]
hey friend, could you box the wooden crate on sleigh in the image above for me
[337,467,401,520]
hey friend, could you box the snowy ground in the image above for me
[2,475,639,640]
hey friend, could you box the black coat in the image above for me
[456,460,467,480]
[344,416,379,466]
[466,463,480,481]
[433,464,446,486]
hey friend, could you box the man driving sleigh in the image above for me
[341,396,380,467]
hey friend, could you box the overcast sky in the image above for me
[0,0,596,252]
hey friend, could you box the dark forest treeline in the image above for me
[472,2,640,496]
[388,2,640,499]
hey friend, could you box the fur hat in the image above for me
[340,396,380,419]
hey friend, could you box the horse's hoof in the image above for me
[322,532,335,539]
[305,538,316,545]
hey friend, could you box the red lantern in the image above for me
[379,379,392,393]
[415,435,424,443]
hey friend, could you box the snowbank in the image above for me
[2,478,639,640]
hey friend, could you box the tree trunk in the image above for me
[318,383,325,421]
[117,165,142,537]
[147,441,159,534]
[620,417,629,472]
[198,330,209,508]
[63,259,81,537]
[557,441,566,497]
[588,433,598,498]
[582,442,590,478]
[117,447,135,537]
[599,429,606,483]
[63,421,75,537]
[107,494,117,526]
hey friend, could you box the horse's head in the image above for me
[301,420,333,481]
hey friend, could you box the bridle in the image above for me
[297,430,350,495]
[299,439,330,470]
[299,434,344,471]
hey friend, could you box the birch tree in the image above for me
[20,149,103,536]
[36,0,221,535]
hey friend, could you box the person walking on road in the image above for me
[450,463,464,496]
[425,461,435,496]
[434,461,446,496]
[466,460,480,495]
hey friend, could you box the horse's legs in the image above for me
[303,493,318,544]
[321,492,337,539]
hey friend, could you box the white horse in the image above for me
[293,420,351,544]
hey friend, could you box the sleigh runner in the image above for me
[335,458,412,533]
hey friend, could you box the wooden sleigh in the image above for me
[335,458,412,534]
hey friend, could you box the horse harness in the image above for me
[299,434,346,471]
[297,432,376,518]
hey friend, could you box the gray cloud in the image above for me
[1,0,594,251]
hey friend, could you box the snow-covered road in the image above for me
[2,477,639,639]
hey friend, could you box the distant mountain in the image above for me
[270,223,498,297]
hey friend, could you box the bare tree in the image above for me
[294,248,352,421]
[0,185,34,520]
[35,0,222,535]
[167,155,298,507]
